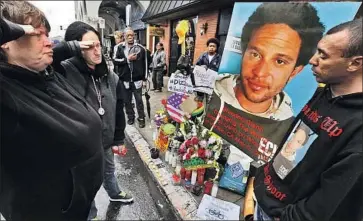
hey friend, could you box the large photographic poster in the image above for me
[204,2,361,164]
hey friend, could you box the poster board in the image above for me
[193,66,218,95]
[168,73,194,95]
[204,2,361,164]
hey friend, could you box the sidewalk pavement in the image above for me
[125,76,245,220]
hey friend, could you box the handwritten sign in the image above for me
[193,66,218,95]
[168,73,194,95]
[197,194,240,220]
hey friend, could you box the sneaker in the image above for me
[127,119,135,125]
[138,118,146,128]
[156,88,162,92]
[150,88,157,91]
[109,191,134,203]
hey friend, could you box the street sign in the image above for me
[149,26,165,36]
[98,18,105,29]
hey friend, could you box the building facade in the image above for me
[141,0,235,75]
[74,0,149,42]
[141,0,362,76]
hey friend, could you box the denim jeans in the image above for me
[254,202,273,221]
[88,148,121,220]
[122,82,145,120]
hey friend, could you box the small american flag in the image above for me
[167,93,188,123]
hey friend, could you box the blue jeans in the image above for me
[254,201,273,221]
[88,148,121,220]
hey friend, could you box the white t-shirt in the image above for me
[208,54,215,63]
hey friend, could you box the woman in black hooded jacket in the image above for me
[0,2,103,220]
[51,21,133,220]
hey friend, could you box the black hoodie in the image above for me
[254,86,363,221]
[51,40,126,148]
[0,18,103,220]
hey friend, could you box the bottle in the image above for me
[197,168,205,185]
[185,169,192,181]
[169,148,174,166]
[204,181,213,195]
[211,181,219,197]
[175,157,182,175]
[180,167,186,179]
[190,170,198,185]
[171,148,177,168]
[191,170,197,185]
[165,148,170,163]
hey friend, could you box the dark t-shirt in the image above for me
[203,92,294,166]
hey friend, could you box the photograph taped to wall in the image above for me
[204,2,361,164]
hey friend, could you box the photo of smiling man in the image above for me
[203,2,325,163]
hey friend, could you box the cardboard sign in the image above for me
[193,66,218,95]
[179,95,198,114]
[98,18,105,29]
[168,73,194,95]
[149,26,165,36]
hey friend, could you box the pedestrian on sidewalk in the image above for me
[151,42,166,92]
[114,27,148,128]
[112,30,124,75]
[51,21,134,220]
[194,38,221,101]
[253,18,363,221]
[0,2,103,220]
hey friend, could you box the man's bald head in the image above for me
[125,27,135,45]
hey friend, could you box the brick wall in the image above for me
[193,10,219,62]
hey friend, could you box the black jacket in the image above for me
[254,86,363,221]
[52,41,126,148]
[0,18,103,220]
[113,42,148,82]
[195,52,221,72]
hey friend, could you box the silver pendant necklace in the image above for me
[91,76,105,116]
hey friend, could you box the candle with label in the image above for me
[211,181,219,197]
[191,170,197,185]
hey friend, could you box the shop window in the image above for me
[217,8,233,56]
[138,29,146,46]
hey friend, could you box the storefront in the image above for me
[142,1,362,220]
[141,0,235,76]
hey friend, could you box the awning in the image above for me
[141,0,202,24]
[141,0,235,24]
[130,20,146,31]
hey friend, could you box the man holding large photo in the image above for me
[253,18,362,221]
[204,3,325,163]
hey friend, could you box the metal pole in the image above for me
[101,28,104,45]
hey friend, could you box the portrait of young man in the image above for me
[203,2,325,163]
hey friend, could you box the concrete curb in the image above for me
[125,125,201,220]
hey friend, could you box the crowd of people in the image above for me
[0,1,362,221]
